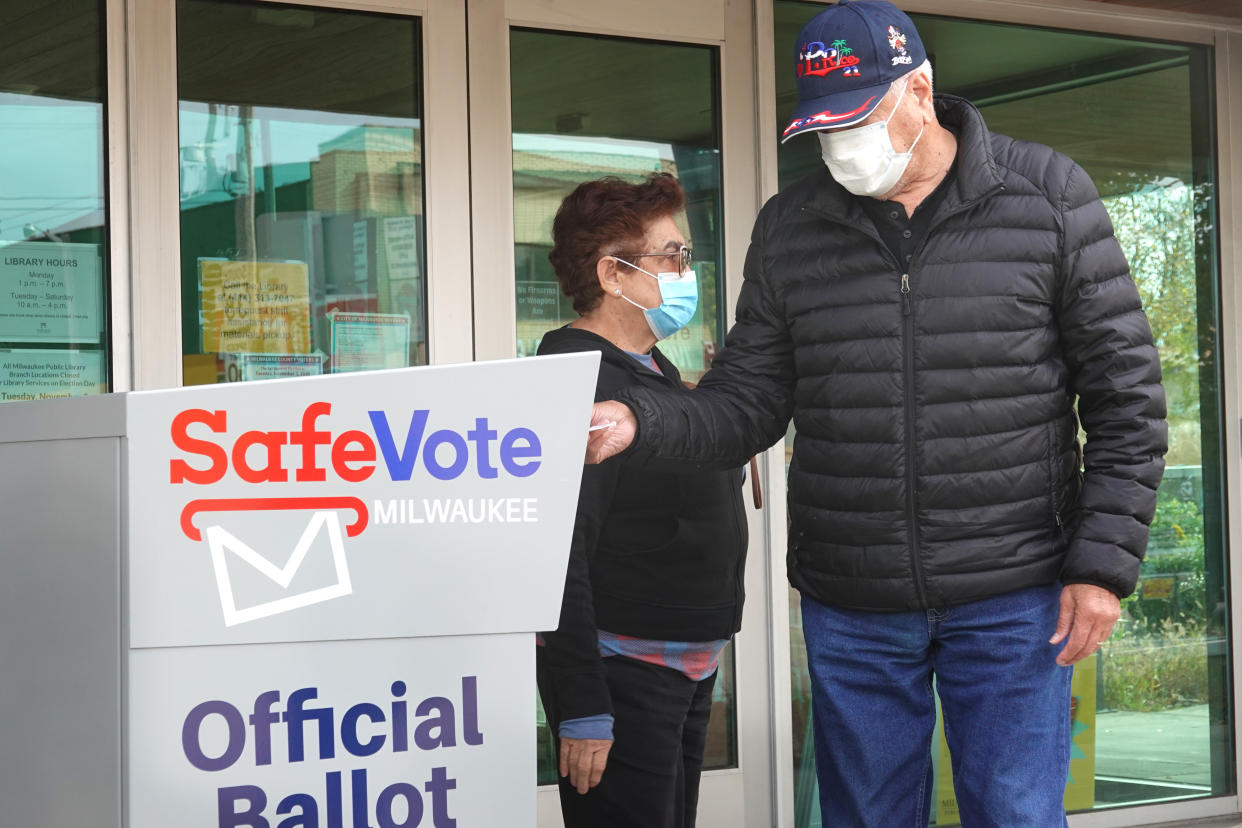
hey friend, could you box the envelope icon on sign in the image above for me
[181,497,369,627]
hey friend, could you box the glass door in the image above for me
[466,2,775,826]
[124,0,470,391]
[508,21,737,801]
[175,0,428,385]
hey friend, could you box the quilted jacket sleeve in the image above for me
[616,202,798,470]
[1055,162,1168,598]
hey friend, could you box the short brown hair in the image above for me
[548,173,686,315]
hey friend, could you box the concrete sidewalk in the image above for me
[1095,705,1215,804]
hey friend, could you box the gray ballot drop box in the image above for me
[0,353,597,828]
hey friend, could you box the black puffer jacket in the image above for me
[618,95,1166,611]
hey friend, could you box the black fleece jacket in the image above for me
[537,326,748,722]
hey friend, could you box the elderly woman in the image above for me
[535,172,748,828]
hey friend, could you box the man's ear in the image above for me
[910,71,935,119]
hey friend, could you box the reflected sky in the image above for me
[0,92,103,241]
[177,102,420,206]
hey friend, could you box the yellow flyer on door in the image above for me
[199,258,312,354]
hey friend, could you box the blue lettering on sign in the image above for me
[368,409,430,481]
[499,428,541,478]
[182,677,483,827]
[183,700,246,772]
[368,411,541,482]
[216,768,457,828]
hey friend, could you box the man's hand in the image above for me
[1049,583,1122,666]
[586,401,637,464]
[559,736,612,794]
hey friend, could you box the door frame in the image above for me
[464,1,789,825]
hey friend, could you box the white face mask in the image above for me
[816,81,924,198]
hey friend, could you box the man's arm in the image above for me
[1055,161,1167,595]
[590,204,798,468]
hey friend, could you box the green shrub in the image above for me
[1148,494,1205,555]
[1131,496,1208,633]
[1100,617,1209,712]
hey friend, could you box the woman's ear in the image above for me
[597,256,622,296]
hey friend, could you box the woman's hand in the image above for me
[559,736,613,794]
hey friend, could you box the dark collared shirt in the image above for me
[858,158,958,269]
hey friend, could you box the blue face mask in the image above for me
[613,260,699,340]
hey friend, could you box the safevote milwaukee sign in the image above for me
[121,354,598,828]
[126,353,597,648]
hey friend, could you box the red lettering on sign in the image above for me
[332,430,377,482]
[289,401,333,482]
[232,429,290,483]
[170,409,229,484]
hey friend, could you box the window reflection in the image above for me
[0,0,108,402]
[177,1,426,384]
[510,29,724,384]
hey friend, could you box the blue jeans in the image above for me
[801,584,1072,828]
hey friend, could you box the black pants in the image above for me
[537,653,717,828]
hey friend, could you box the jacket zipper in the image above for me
[900,272,928,607]
[896,188,1006,607]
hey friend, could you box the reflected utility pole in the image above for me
[234,104,257,263]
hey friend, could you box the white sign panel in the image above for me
[129,635,533,828]
[125,353,598,649]
[0,241,103,342]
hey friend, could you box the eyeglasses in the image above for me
[628,245,693,274]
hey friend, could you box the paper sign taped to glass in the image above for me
[223,352,323,382]
[198,258,312,354]
[0,240,104,343]
[329,310,410,373]
[181,496,367,626]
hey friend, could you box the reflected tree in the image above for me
[1102,176,1205,467]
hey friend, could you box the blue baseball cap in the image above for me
[781,0,927,143]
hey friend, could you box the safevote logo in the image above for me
[169,401,543,625]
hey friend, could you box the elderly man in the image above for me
[586,0,1166,825]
